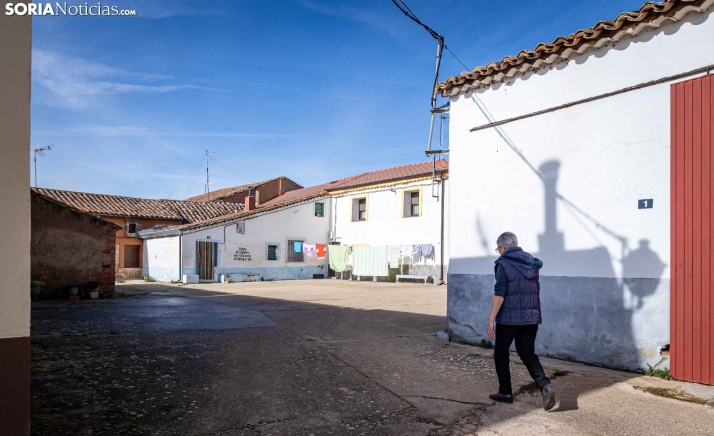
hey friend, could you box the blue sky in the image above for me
[31,0,646,199]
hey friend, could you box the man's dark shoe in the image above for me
[541,383,556,411]
[489,392,513,404]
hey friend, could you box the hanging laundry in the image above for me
[303,243,316,259]
[353,246,389,277]
[400,245,413,258]
[420,243,433,258]
[316,244,327,259]
[412,244,422,262]
[328,245,350,272]
[275,247,282,259]
[293,241,303,253]
[389,246,400,268]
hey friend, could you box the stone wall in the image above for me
[31,193,117,297]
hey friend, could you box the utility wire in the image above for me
[391,0,471,74]
[207,155,253,185]
[165,155,205,199]
[184,159,205,199]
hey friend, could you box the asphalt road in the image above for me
[31,280,714,435]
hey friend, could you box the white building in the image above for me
[140,161,449,284]
[440,0,714,378]
[141,185,332,282]
[329,161,449,283]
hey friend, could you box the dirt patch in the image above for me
[634,386,713,406]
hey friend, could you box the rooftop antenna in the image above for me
[204,148,216,202]
[33,143,55,188]
[391,0,450,157]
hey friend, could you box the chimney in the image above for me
[245,188,256,211]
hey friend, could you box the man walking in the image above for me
[487,232,556,411]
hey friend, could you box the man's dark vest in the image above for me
[494,248,543,325]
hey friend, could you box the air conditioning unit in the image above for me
[236,221,245,234]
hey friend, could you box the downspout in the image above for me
[179,232,183,281]
[439,173,447,284]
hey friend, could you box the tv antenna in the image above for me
[33,143,55,188]
[204,149,216,201]
[390,0,451,157]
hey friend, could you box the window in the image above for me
[403,190,420,217]
[352,197,367,221]
[128,223,137,233]
[287,240,304,262]
[358,199,366,221]
[315,202,324,217]
[267,244,278,261]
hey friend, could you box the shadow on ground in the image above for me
[31,282,713,436]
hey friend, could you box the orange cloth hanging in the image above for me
[316,244,327,259]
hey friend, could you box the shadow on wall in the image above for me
[448,97,669,371]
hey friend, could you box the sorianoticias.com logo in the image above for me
[5,2,137,16]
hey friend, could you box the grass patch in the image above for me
[634,386,712,406]
[644,364,671,380]
[552,370,571,378]
[143,275,157,282]
[477,339,493,349]
[117,279,125,283]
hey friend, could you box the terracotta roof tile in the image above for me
[437,0,713,96]
[32,188,241,222]
[185,176,302,202]
[327,160,448,191]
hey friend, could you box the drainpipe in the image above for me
[178,233,183,281]
[439,173,447,284]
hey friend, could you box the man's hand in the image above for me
[487,295,504,341]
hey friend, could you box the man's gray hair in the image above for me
[497,232,519,249]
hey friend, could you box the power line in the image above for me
[444,46,469,71]
[207,155,253,185]
[185,158,205,199]
[166,155,205,199]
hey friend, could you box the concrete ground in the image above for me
[31,280,714,435]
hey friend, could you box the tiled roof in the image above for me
[327,160,448,191]
[178,189,330,232]
[174,160,448,232]
[32,188,241,222]
[32,191,123,230]
[437,0,713,96]
[185,176,302,202]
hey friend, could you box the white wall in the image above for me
[143,236,180,282]
[448,9,714,279]
[180,199,332,280]
[332,179,448,268]
[445,8,714,369]
[0,11,31,340]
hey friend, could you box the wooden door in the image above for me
[671,74,714,384]
[197,241,217,281]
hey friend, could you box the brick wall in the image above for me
[31,193,118,297]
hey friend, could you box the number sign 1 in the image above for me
[638,199,653,209]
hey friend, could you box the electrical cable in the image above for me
[184,158,205,199]
[207,155,253,185]
[165,155,205,199]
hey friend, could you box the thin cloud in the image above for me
[35,124,308,139]
[33,49,226,109]
[297,0,403,40]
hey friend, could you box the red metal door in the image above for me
[671,74,714,384]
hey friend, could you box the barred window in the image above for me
[287,240,304,262]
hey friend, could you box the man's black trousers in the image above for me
[494,323,550,395]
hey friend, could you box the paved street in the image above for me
[31,280,714,435]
